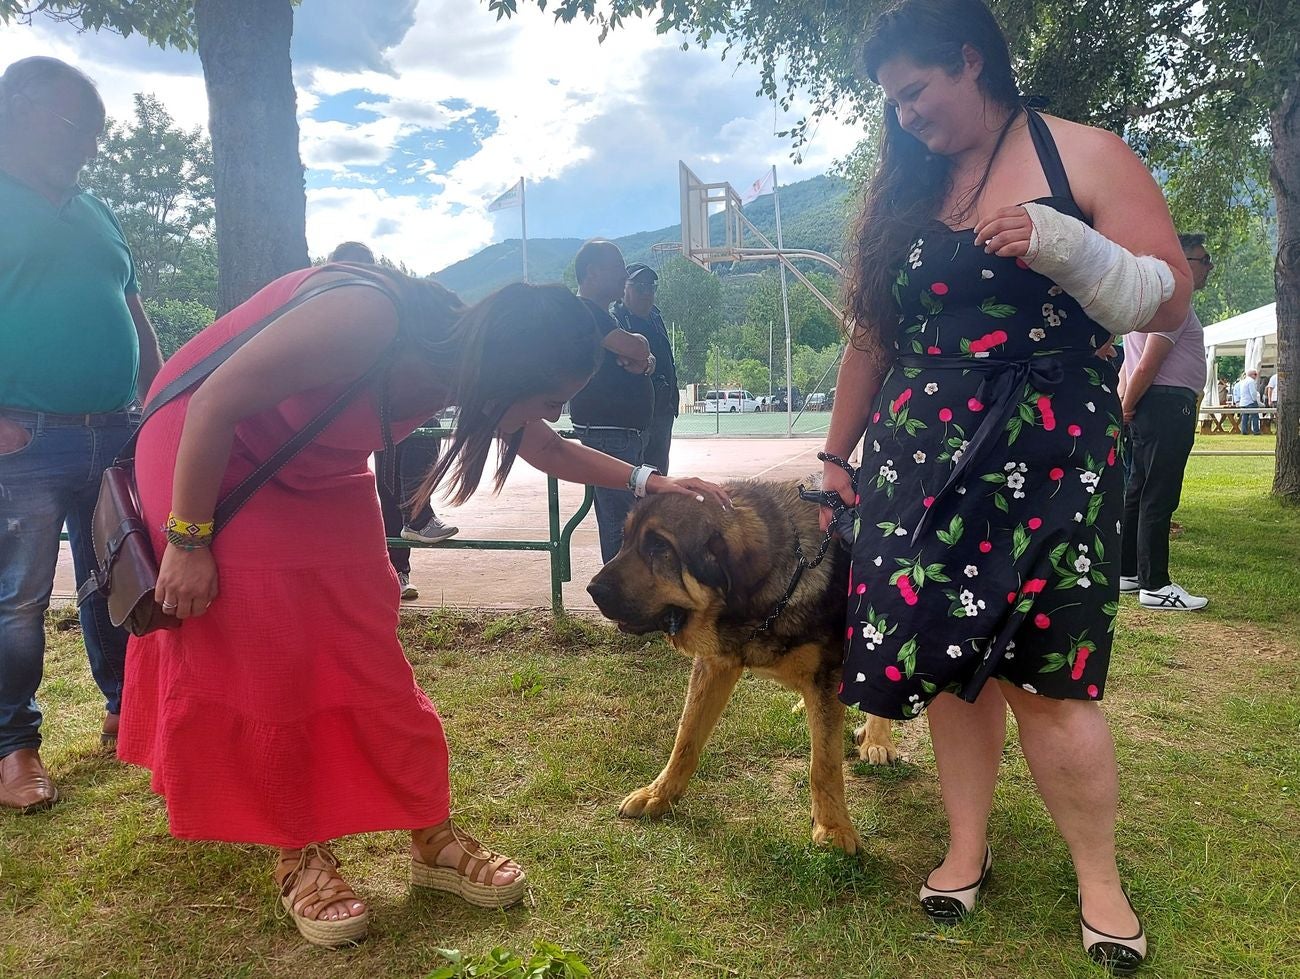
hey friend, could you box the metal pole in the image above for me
[773,167,793,436]
[715,344,721,434]
[519,177,529,283]
[769,318,774,398]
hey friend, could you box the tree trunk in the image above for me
[1270,68,1300,501]
[195,0,308,314]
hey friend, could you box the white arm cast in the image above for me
[1021,202,1175,336]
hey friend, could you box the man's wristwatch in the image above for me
[628,464,659,498]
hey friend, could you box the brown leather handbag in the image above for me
[78,270,399,636]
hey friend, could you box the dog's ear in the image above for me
[681,522,770,616]
[682,530,731,593]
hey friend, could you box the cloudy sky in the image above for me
[1,0,862,275]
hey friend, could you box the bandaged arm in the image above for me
[1021,202,1175,336]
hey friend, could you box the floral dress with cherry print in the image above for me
[839,110,1124,721]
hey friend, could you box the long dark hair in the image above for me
[845,0,1021,354]
[405,281,603,507]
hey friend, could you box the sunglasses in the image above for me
[1188,255,1214,267]
[19,93,104,141]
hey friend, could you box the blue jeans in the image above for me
[0,410,135,756]
[574,426,644,564]
[1241,402,1261,434]
[376,433,440,574]
[642,414,675,476]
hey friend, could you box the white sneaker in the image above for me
[397,571,418,601]
[1139,582,1207,611]
[401,515,459,544]
[1119,576,1140,594]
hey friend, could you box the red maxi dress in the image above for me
[117,267,451,847]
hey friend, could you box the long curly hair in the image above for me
[844,0,1021,357]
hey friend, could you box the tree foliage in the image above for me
[742,268,843,350]
[81,93,214,300]
[655,255,723,386]
[0,1,195,49]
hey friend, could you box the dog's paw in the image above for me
[854,723,899,765]
[812,820,861,855]
[618,784,678,819]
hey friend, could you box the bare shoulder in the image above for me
[1039,114,1153,216]
[1040,114,1134,166]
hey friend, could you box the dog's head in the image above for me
[586,486,769,636]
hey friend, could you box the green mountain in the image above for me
[433,173,855,302]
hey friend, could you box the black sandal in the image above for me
[918,846,992,922]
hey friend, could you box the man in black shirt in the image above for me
[568,240,656,562]
[615,263,678,475]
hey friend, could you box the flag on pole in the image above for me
[741,166,775,205]
[488,179,523,212]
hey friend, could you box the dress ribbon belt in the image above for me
[894,351,1114,545]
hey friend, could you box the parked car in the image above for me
[805,392,828,410]
[769,386,804,412]
[702,389,761,413]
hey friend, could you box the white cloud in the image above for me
[306,185,494,271]
[299,115,413,172]
[2,0,867,277]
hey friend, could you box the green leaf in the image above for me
[1040,653,1068,673]
[981,472,1007,484]
[1011,524,1030,561]
[1086,493,1104,526]
[994,492,1010,513]
[946,515,965,543]
[980,300,1016,318]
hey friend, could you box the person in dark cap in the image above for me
[614,264,678,475]
[568,239,657,563]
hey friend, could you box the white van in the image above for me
[702,389,760,413]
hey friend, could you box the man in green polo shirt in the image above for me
[0,57,162,811]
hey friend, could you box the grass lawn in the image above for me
[2,453,1297,978]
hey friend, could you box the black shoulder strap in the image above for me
[213,337,396,530]
[1026,109,1075,204]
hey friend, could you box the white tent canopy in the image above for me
[1202,303,1276,406]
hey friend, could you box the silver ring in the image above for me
[161,602,178,611]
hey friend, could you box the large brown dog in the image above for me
[586,478,898,854]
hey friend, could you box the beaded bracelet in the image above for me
[165,528,211,550]
[164,513,214,550]
[165,513,214,539]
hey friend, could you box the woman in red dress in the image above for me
[117,265,726,947]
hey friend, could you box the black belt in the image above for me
[894,351,1113,545]
[1146,384,1196,399]
[0,406,139,428]
[570,423,644,436]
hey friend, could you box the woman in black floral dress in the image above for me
[821,0,1192,972]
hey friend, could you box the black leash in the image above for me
[751,452,859,637]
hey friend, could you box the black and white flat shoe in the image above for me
[918,846,992,922]
[1080,890,1147,974]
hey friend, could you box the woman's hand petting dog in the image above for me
[648,474,732,511]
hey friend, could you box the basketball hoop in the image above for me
[677,161,844,318]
